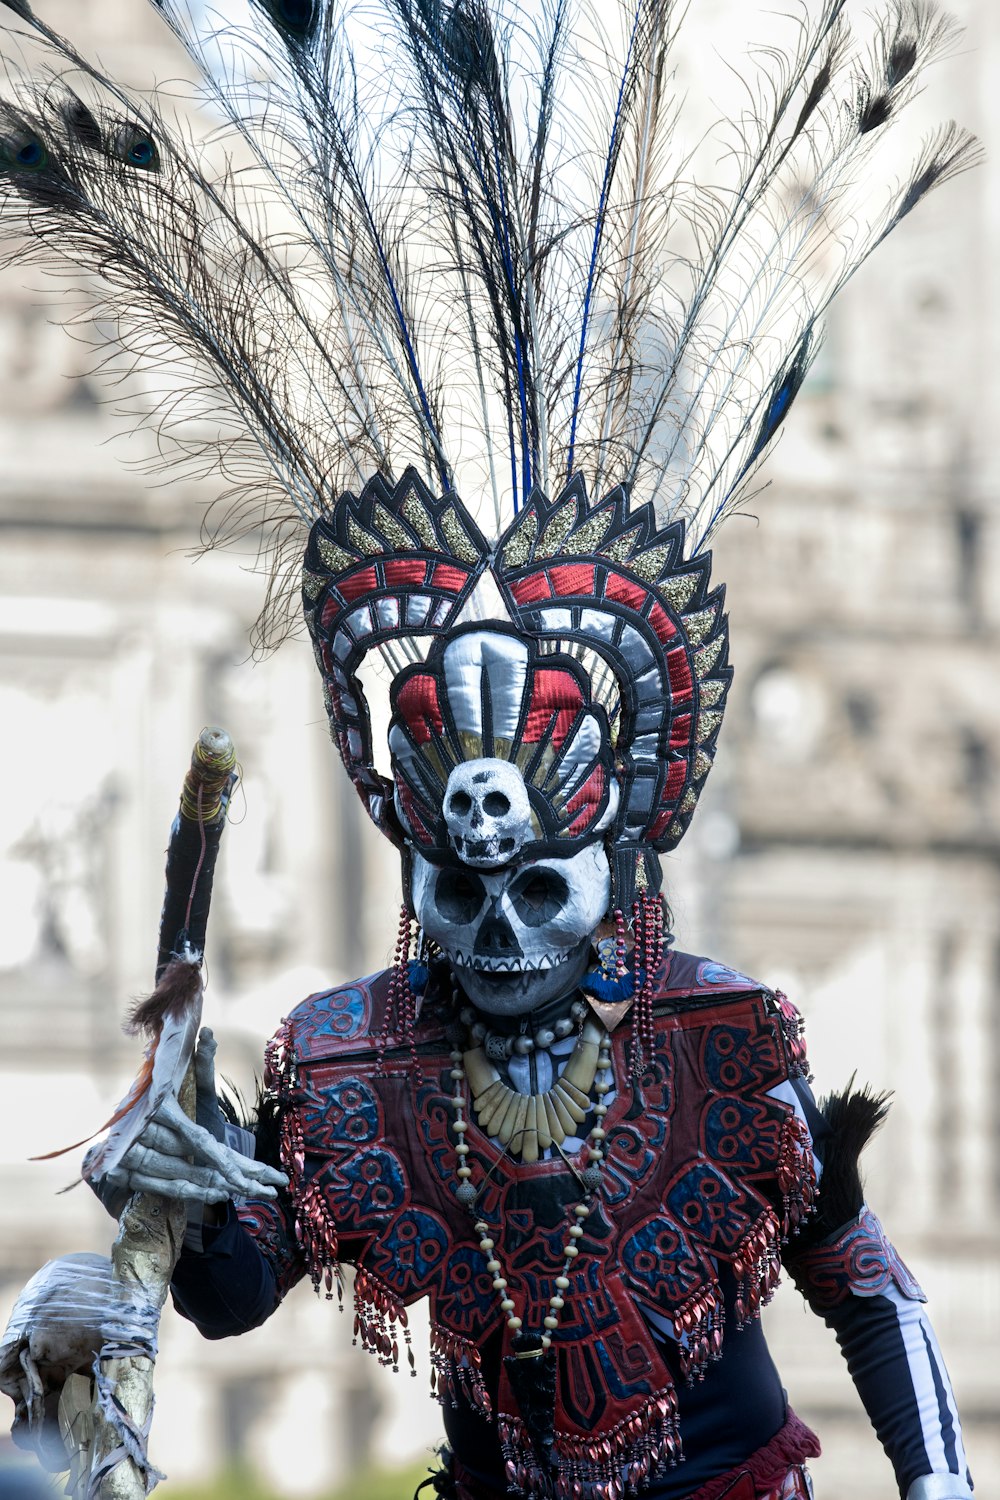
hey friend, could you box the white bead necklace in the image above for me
[448,1024,613,1350]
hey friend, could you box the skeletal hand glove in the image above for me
[84,1028,287,1208]
[905,1477,975,1500]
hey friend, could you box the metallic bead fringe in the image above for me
[498,1384,681,1500]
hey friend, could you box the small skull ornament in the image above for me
[443,758,534,867]
[411,843,610,1014]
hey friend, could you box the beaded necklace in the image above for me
[460,998,588,1058]
[448,1015,613,1350]
[462,1015,609,1162]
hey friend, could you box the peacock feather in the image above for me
[0,0,979,641]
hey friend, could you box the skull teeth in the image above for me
[451,950,573,973]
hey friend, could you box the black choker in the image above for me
[459,999,588,1059]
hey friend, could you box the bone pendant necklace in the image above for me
[462,1017,607,1163]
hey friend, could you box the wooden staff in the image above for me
[59,728,238,1499]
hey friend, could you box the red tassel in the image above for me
[353,1266,412,1372]
[733,1211,782,1327]
[498,1384,681,1499]
[377,905,422,1079]
[777,1113,818,1238]
[430,1324,491,1413]
[675,1282,725,1382]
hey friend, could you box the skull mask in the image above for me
[411,844,610,1015]
[443,758,533,867]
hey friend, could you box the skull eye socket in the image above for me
[483,790,510,817]
[510,868,569,927]
[435,867,486,924]
[449,790,473,817]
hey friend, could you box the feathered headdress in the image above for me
[0,0,977,897]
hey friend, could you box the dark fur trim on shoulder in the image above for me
[414,1447,459,1500]
[251,1087,285,1171]
[795,1076,891,1249]
[217,1077,285,1171]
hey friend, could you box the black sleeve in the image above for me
[170,1201,281,1339]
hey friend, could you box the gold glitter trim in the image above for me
[459,729,484,761]
[696,709,724,743]
[681,787,698,813]
[536,503,577,558]
[401,493,438,548]
[501,510,538,569]
[515,742,535,773]
[301,568,326,602]
[635,855,649,891]
[669,818,685,840]
[566,509,612,555]
[693,748,713,780]
[628,543,673,582]
[699,678,725,708]
[441,506,481,565]
[599,524,643,563]
[681,605,717,646]
[317,536,356,573]
[658,573,701,611]
[348,514,384,555]
[528,744,557,788]
[423,742,455,785]
[374,502,413,553]
[694,636,725,677]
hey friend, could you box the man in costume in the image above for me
[0,0,978,1495]
[85,476,972,1500]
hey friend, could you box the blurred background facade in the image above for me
[0,1,997,1496]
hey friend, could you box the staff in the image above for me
[71,728,238,1499]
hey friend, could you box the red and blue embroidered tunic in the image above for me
[171,951,970,1499]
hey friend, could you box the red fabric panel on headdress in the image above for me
[565,768,606,836]
[567,805,598,836]
[337,566,379,604]
[522,669,584,746]
[550,564,596,597]
[510,573,553,604]
[669,713,692,749]
[384,558,429,588]
[603,572,650,615]
[320,596,339,631]
[664,759,687,800]
[647,602,677,644]
[395,778,433,844]
[395,675,444,745]
[337,727,355,768]
[667,645,694,703]
[431,563,471,593]
[647,806,674,841]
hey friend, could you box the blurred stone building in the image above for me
[0,2,997,1497]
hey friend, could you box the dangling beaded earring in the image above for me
[614,906,628,979]
[630,894,664,1082]
[377,903,423,1080]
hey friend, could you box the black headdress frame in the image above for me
[302,467,732,918]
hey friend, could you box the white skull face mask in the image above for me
[411,843,610,1015]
